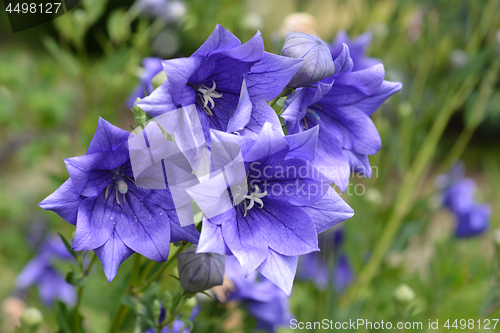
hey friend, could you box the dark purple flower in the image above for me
[280,32,335,88]
[136,24,303,143]
[190,122,354,294]
[282,44,402,191]
[455,204,491,238]
[332,253,354,291]
[329,31,380,72]
[225,256,292,333]
[438,164,491,238]
[126,57,164,108]
[16,236,76,306]
[39,118,199,281]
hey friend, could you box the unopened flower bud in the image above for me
[20,307,43,328]
[177,246,225,293]
[393,284,415,304]
[280,32,335,88]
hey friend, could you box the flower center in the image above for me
[303,108,320,129]
[105,168,137,205]
[234,184,268,217]
[196,81,222,116]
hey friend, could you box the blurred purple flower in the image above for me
[144,305,199,333]
[280,32,335,88]
[193,122,354,294]
[16,236,76,306]
[438,163,491,238]
[137,24,302,142]
[224,256,292,333]
[134,0,186,24]
[282,43,402,191]
[328,31,380,72]
[126,57,163,108]
[39,118,199,281]
[297,229,354,291]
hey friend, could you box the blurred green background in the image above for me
[1,0,500,332]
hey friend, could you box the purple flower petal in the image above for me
[302,187,354,234]
[246,52,303,101]
[257,250,298,296]
[94,231,134,282]
[39,179,84,226]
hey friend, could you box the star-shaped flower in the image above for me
[136,24,303,144]
[39,118,199,281]
[188,122,354,294]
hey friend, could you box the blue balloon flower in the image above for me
[39,118,199,281]
[282,43,402,191]
[191,122,354,295]
[136,24,303,143]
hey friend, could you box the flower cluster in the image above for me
[40,25,400,298]
[437,163,491,238]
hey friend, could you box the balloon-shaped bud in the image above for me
[177,246,225,293]
[280,32,335,88]
[20,307,43,328]
[393,284,416,304]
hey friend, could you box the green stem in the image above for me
[165,295,187,327]
[74,252,98,333]
[341,74,479,304]
[437,59,500,173]
[109,254,142,333]
[268,88,293,107]
[134,243,189,294]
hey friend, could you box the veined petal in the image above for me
[72,194,116,251]
[192,24,242,58]
[94,231,134,282]
[113,186,173,262]
[259,198,319,256]
[136,81,196,118]
[39,179,84,226]
[302,187,354,234]
[246,52,303,101]
[257,251,298,296]
[163,56,204,105]
[284,126,319,163]
[197,217,232,255]
[222,210,269,276]
[227,79,252,133]
[87,118,132,155]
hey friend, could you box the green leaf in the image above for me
[107,9,131,44]
[57,233,78,262]
[479,285,500,316]
[41,37,81,77]
[65,270,87,287]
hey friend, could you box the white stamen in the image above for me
[197,81,222,116]
[241,185,268,217]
